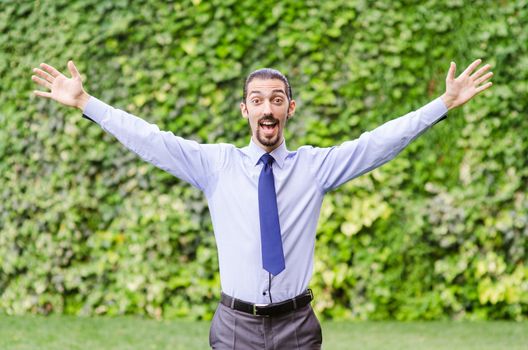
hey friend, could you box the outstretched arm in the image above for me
[441,58,493,110]
[32,60,90,110]
[31,61,224,193]
[312,59,494,192]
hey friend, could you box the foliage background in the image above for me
[1,0,527,321]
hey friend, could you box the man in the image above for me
[32,59,492,349]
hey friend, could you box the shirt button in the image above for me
[262,291,267,296]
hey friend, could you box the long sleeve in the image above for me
[82,96,225,192]
[310,97,448,192]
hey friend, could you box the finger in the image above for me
[33,90,52,98]
[39,62,61,78]
[33,68,54,83]
[68,60,81,79]
[475,71,493,85]
[447,61,456,81]
[475,82,493,93]
[471,64,491,80]
[461,58,482,77]
[31,75,52,89]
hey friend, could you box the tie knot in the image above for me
[260,153,274,166]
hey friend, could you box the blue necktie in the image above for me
[258,153,286,276]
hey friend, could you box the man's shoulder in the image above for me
[294,144,335,155]
[201,142,237,150]
[204,142,251,158]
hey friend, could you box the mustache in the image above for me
[258,115,278,123]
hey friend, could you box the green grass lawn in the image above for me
[0,315,526,350]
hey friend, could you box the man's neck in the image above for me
[252,137,285,154]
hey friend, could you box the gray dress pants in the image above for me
[209,302,322,349]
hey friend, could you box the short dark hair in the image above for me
[243,68,292,102]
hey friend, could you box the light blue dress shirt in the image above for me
[83,96,447,304]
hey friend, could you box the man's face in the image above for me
[240,78,296,152]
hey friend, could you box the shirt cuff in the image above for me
[82,96,109,124]
[422,97,448,126]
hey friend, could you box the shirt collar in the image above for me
[243,138,289,169]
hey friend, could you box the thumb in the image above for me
[447,61,456,81]
[68,60,81,80]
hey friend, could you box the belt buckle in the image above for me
[252,303,268,316]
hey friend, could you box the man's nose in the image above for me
[262,100,273,115]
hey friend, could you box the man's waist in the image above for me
[220,289,314,317]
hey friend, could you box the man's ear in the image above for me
[287,99,296,120]
[240,102,249,119]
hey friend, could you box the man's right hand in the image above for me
[32,60,90,111]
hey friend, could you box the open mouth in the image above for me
[259,119,278,135]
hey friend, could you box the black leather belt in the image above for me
[220,289,313,317]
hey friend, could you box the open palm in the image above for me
[442,59,493,110]
[32,61,88,109]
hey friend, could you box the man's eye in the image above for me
[274,98,283,104]
[251,99,260,104]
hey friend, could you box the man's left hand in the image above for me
[441,59,493,110]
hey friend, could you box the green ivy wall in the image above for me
[1,0,527,320]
